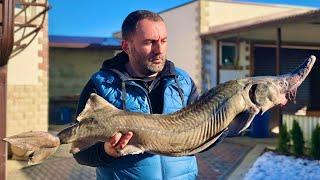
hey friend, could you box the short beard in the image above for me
[131,47,166,76]
[145,56,166,73]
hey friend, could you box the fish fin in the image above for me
[238,107,260,133]
[116,145,145,156]
[77,93,119,122]
[3,131,60,164]
[70,138,99,154]
[198,129,229,153]
[187,130,225,155]
[163,130,225,156]
[227,110,251,136]
[29,147,59,165]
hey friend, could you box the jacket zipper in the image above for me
[126,81,153,114]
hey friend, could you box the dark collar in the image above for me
[100,51,176,79]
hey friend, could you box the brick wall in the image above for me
[6,15,49,136]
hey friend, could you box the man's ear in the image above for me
[122,40,130,54]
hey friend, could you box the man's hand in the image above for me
[104,132,133,158]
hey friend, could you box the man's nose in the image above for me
[153,40,164,54]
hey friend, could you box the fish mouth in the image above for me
[287,55,316,90]
[284,55,316,103]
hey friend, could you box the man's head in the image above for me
[121,10,167,77]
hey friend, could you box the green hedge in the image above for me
[277,124,290,154]
[311,125,320,160]
[290,120,305,156]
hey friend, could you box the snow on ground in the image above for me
[245,151,320,180]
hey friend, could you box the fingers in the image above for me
[109,132,122,147]
[104,132,133,157]
[117,131,133,149]
[104,141,119,157]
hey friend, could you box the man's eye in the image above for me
[144,41,152,45]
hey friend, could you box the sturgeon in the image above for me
[3,55,316,165]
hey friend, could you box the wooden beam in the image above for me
[0,0,14,66]
[276,27,283,128]
[216,40,220,85]
[217,37,320,49]
[0,1,13,179]
[249,41,254,76]
[0,66,7,180]
[276,28,281,75]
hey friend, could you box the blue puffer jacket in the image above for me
[74,52,198,180]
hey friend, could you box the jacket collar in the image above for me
[100,51,177,79]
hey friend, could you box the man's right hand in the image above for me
[104,132,133,158]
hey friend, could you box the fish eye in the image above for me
[279,81,284,86]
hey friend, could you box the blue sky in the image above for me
[48,0,320,37]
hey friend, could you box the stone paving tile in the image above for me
[8,157,96,180]
[8,141,252,180]
[196,142,252,180]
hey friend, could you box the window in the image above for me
[220,42,237,68]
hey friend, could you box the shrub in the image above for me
[290,120,305,156]
[310,125,320,160]
[277,124,290,154]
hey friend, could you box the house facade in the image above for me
[159,0,320,138]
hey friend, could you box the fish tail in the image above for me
[2,131,60,165]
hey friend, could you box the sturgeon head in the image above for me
[236,55,316,133]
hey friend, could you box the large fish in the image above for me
[3,56,316,165]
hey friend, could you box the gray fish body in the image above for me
[3,55,316,164]
[59,80,247,156]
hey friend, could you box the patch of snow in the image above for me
[245,151,320,180]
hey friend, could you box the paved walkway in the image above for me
[7,136,274,180]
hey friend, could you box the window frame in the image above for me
[219,42,238,69]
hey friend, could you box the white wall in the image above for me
[160,1,201,87]
[201,0,305,33]
[220,70,249,83]
[7,7,44,85]
[7,32,43,85]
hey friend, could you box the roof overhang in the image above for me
[49,42,121,50]
[201,9,320,44]
[49,35,122,50]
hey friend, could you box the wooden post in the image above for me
[0,1,14,180]
[0,66,7,180]
[0,0,14,66]
[216,40,220,85]
[276,27,283,128]
[276,28,281,76]
[249,41,254,76]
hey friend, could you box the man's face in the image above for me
[123,19,168,77]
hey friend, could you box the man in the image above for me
[74,10,198,179]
